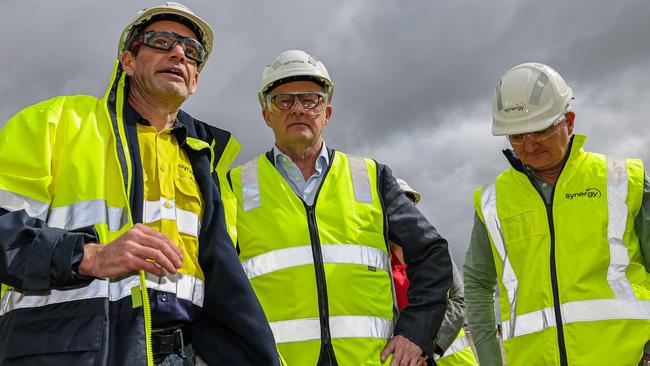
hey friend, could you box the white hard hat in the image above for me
[492,62,573,136]
[396,178,421,204]
[118,2,213,71]
[258,49,334,107]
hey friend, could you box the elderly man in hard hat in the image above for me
[392,178,478,365]
[228,49,452,366]
[0,3,279,365]
[464,62,650,365]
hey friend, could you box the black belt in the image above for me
[151,325,192,356]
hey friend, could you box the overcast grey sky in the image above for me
[2,0,650,265]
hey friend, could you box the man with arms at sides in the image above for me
[229,49,452,366]
[0,3,279,365]
[464,62,650,365]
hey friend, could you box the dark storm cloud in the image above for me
[2,0,649,264]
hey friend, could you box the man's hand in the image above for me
[381,335,427,366]
[78,224,183,278]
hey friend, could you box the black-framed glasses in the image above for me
[266,92,327,115]
[131,30,206,64]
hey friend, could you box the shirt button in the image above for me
[542,182,547,187]
[160,293,168,302]
[160,165,166,172]
[164,201,173,209]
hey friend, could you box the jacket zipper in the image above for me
[300,151,338,366]
[139,271,154,366]
[525,159,572,366]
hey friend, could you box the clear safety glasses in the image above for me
[131,30,207,64]
[508,116,566,146]
[265,92,328,115]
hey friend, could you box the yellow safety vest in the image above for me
[474,134,650,365]
[231,151,394,365]
[436,329,478,365]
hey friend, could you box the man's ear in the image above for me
[120,51,135,76]
[323,105,333,126]
[189,72,199,95]
[262,108,272,127]
[566,111,576,134]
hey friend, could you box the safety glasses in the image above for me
[266,92,327,115]
[508,116,566,146]
[131,30,206,64]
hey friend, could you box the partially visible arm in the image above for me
[633,173,650,355]
[434,255,466,353]
[0,102,95,290]
[634,173,650,272]
[463,213,503,365]
[379,164,452,357]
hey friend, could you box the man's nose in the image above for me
[289,96,305,114]
[523,134,538,151]
[168,42,187,62]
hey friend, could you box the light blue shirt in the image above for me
[273,142,330,206]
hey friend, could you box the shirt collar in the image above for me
[273,141,330,171]
[123,101,188,146]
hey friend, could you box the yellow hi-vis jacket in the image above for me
[474,134,650,366]
[231,151,395,365]
[0,61,280,366]
[436,329,477,365]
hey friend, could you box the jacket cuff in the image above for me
[393,313,436,357]
[51,227,97,287]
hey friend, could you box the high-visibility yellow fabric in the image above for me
[137,124,203,280]
[215,136,240,245]
[436,329,478,366]
[474,135,650,365]
[231,152,393,366]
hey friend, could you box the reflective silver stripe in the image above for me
[0,276,140,316]
[0,272,207,316]
[501,306,556,340]
[0,189,49,220]
[495,79,503,111]
[241,158,261,211]
[528,71,549,106]
[606,156,636,299]
[480,182,519,336]
[143,198,200,237]
[145,272,204,307]
[437,335,471,359]
[270,315,392,344]
[502,299,650,340]
[48,199,128,231]
[241,244,389,280]
[348,155,372,203]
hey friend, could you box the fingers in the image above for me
[409,356,425,366]
[130,224,183,270]
[390,343,404,366]
[130,242,179,275]
[135,224,181,255]
[131,256,167,277]
[384,336,424,366]
[381,337,395,362]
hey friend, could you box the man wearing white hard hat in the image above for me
[464,62,650,365]
[0,3,279,365]
[392,178,478,365]
[229,49,452,365]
